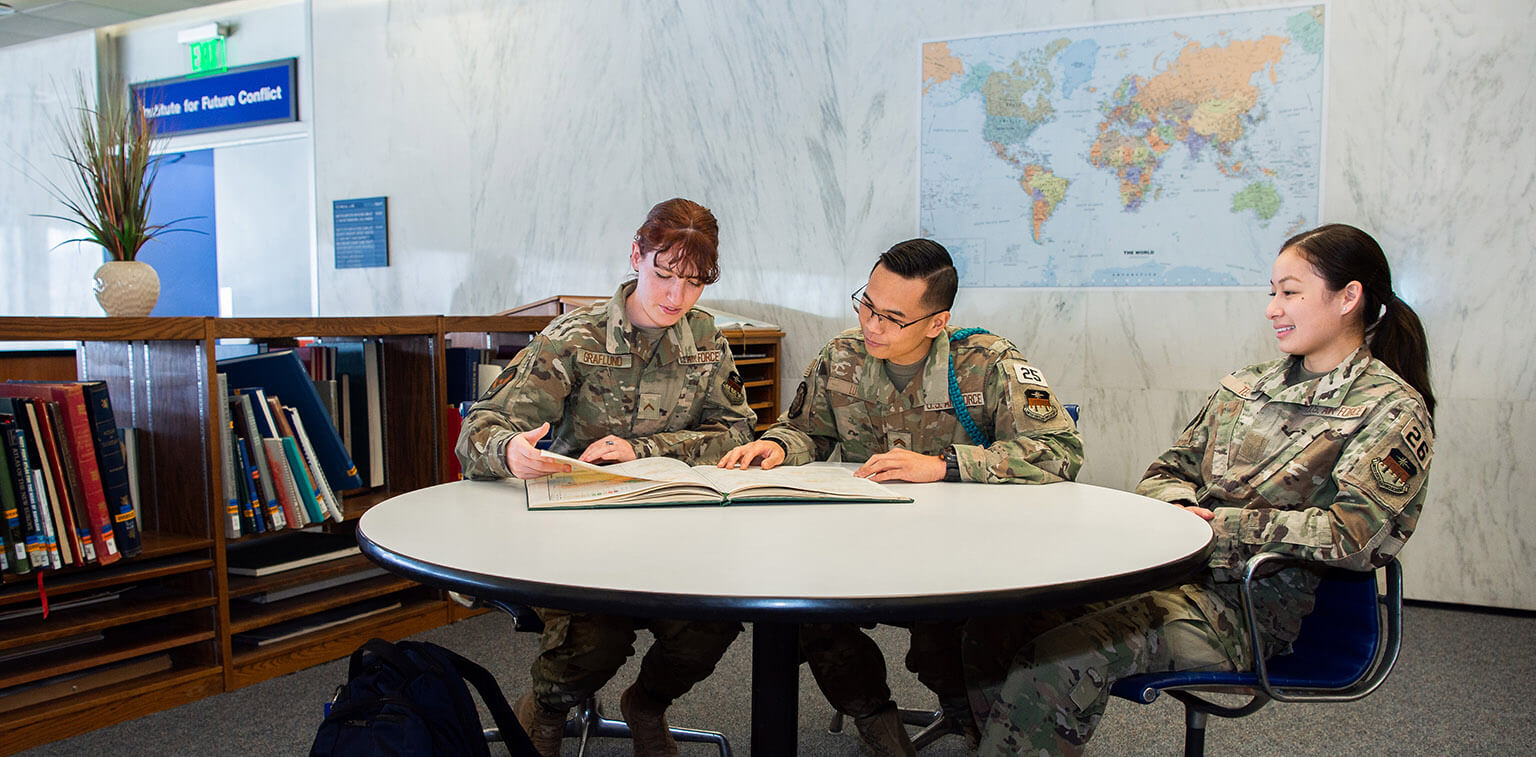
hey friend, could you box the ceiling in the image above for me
[0,1,230,49]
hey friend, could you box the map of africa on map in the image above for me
[920,5,1325,287]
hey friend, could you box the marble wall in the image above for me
[306,0,1534,609]
[3,0,1531,609]
[0,31,102,318]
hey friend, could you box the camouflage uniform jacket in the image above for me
[455,281,757,479]
[760,327,1083,483]
[1136,345,1432,655]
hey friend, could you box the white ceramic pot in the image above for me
[93,260,160,317]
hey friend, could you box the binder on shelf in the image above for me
[236,566,388,604]
[231,597,400,647]
[218,350,363,491]
[225,530,359,577]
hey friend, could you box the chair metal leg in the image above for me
[570,696,731,757]
[829,707,955,751]
[909,710,963,751]
[1183,707,1208,757]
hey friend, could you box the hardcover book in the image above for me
[525,453,913,510]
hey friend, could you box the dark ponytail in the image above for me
[1282,224,1436,417]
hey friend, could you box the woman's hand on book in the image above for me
[506,423,572,479]
[718,440,785,470]
[579,435,636,464]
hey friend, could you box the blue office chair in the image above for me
[1110,551,1404,757]
[453,594,733,756]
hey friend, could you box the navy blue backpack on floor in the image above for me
[310,637,536,757]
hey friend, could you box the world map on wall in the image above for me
[920,5,1325,287]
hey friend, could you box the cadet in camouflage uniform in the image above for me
[969,224,1436,755]
[456,198,755,757]
[720,239,1084,755]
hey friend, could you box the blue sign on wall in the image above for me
[132,58,298,137]
[333,197,390,269]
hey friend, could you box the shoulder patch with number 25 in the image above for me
[1013,363,1048,387]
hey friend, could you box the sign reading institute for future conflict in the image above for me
[920,5,1325,287]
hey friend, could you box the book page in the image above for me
[539,450,716,486]
[691,464,910,501]
[526,451,720,508]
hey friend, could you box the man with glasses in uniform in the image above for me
[718,238,1084,755]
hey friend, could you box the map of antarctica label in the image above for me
[920,5,1325,287]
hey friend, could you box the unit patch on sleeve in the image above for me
[1369,448,1419,495]
[480,349,528,400]
[722,370,745,405]
[788,380,808,419]
[1023,388,1057,422]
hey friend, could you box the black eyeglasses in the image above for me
[850,285,947,330]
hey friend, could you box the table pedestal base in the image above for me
[751,621,800,753]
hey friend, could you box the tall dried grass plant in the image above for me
[40,77,181,262]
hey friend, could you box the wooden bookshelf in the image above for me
[0,311,776,753]
[0,315,543,754]
[720,328,785,431]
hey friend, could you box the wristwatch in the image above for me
[942,445,961,482]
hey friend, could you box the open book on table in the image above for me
[524,452,913,510]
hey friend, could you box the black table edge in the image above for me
[357,527,1215,624]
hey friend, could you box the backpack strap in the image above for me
[947,328,991,447]
[435,645,539,756]
[350,637,423,681]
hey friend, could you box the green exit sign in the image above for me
[189,37,226,74]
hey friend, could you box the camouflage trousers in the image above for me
[964,584,1251,756]
[801,621,969,718]
[530,608,742,712]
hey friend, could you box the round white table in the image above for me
[358,471,1212,753]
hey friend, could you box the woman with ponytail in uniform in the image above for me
[965,224,1435,754]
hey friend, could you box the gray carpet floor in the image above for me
[18,602,1534,755]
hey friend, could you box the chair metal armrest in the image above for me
[1238,551,1402,703]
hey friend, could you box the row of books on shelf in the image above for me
[219,340,385,491]
[0,381,142,576]
[216,349,373,540]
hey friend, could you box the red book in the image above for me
[0,384,120,564]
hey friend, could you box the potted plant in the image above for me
[42,77,182,316]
